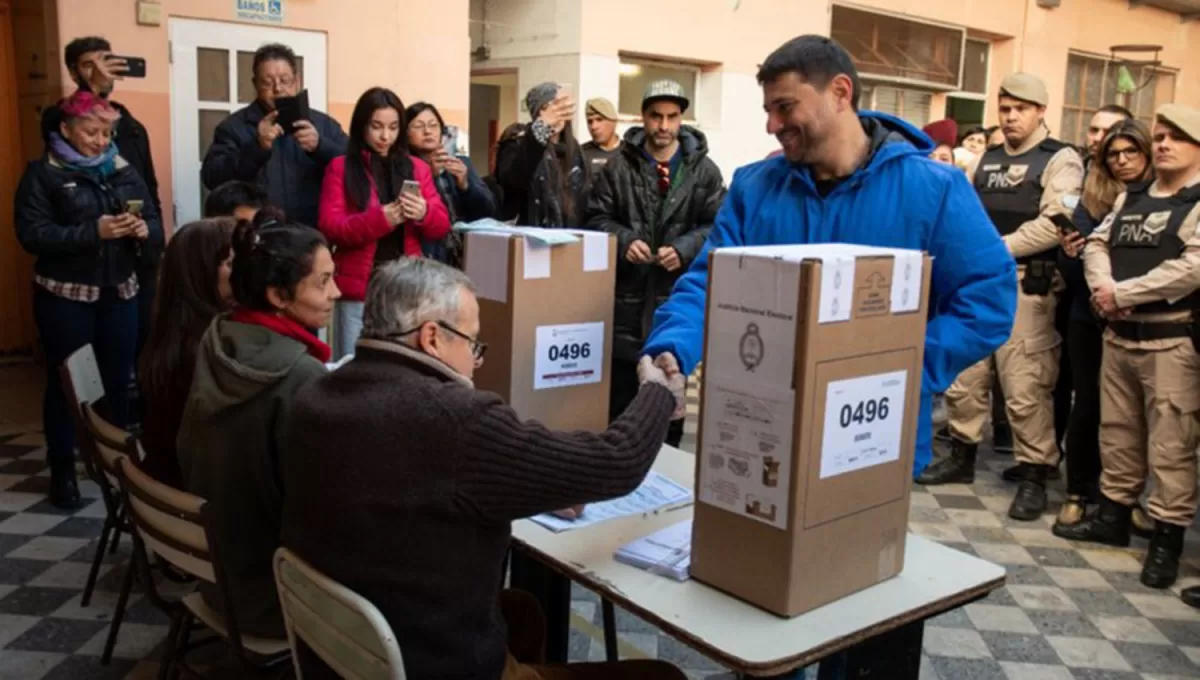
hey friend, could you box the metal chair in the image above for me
[115,457,290,679]
[274,547,406,680]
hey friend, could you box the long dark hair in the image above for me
[230,210,328,311]
[139,218,236,404]
[1082,119,1154,219]
[553,122,583,226]
[345,87,413,212]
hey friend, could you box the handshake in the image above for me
[638,353,687,422]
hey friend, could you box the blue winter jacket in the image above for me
[643,112,1017,476]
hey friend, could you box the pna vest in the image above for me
[973,138,1070,264]
[1108,182,1200,314]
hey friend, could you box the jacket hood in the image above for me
[192,316,310,411]
[621,125,710,162]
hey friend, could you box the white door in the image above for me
[168,19,327,225]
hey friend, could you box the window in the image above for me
[831,5,964,89]
[1061,53,1176,147]
[862,84,933,128]
[617,57,699,121]
[960,39,990,96]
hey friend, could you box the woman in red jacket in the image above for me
[319,87,450,358]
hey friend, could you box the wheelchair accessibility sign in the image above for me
[236,0,284,23]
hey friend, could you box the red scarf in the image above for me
[229,308,332,363]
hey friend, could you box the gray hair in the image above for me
[361,258,475,341]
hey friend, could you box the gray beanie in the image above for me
[525,82,560,119]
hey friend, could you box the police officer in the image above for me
[1058,104,1200,591]
[918,73,1085,523]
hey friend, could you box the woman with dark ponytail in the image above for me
[177,213,339,637]
[318,87,450,358]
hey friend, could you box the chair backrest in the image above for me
[82,404,137,488]
[116,457,215,584]
[273,547,405,680]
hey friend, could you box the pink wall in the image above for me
[53,0,471,233]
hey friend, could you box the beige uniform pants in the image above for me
[1099,338,1200,526]
[945,279,1061,465]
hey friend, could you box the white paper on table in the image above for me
[890,250,923,314]
[464,232,511,303]
[581,232,610,272]
[523,240,552,279]
[454,219,581,246]
[614,519,692,581]
[530,472,693,533]
[819,369,908,479]
[533,322,605,390]
[697,377,795,530]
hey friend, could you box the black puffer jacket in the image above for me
[201,100,347,228]
[15,155,164,287]
[586,126,725,360]
[494,122,587,227]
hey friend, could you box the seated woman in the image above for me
[138,214,257,486]
[405,101,498,263]
[177,216,339,637]
[14,90,162,509]
[318,87,449,358]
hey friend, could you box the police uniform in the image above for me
[918,74,1085,523]
[1059,104,1200,590]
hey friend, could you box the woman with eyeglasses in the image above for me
[318,87,450,358]
[1052,118,1155,537]
[405,101,498,265]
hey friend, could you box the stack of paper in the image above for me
[614,520,692,582]
[529,472,692,533]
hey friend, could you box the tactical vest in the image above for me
[973,138,1069,264]
[1109,182,1200,314]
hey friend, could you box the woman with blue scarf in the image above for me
[14,90,163,509]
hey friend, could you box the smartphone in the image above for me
[401,180,422,199]
[274,90,311,132]
[442,125,459,159]
[557,83,573,101]
[108,55,146,79]
[1051,213,1077,234]
[124,199,144,217]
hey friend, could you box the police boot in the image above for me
[1003,461,1063,483]
[1053,496,1132,546]
[1181,586,1200,609]
[47,458,82,511]
[1008,465,1049,521]
[1141,521,1186,589]
[916,439,976,486]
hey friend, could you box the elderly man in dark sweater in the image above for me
[281,258,687,680]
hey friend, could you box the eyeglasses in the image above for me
[257,76,295,90]
[409,122,442,133]
[1106,147,1143,162]
[394,320,487,360]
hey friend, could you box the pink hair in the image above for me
[59,90,120,124]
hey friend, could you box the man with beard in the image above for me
[640,36,1016,477]
[43,37,163,355]
[587,80,725,445]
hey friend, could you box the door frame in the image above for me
[168,19,327,224]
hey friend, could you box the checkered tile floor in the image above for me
[3,368,1200,679]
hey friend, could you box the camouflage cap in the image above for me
[1156,103,1200,145]
[999,72,1049,107]
[641,79,689,113]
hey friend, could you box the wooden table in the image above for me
[511,445,1006,678]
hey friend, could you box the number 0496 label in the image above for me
[819,370,908,479]
[533,322,605,390]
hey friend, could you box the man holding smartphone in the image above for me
[202,43,347,229]
[43,37,164,363]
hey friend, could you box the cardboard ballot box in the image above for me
[693,244,931,617]
[462,228,617,432]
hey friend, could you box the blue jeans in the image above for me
[333,300,364,361]
[33,286,139,471]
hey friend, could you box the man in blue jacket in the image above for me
[201,43,346,228]
[642,35,1017,477]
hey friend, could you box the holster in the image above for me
[1021,260,1056,297]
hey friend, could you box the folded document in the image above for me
[614,520,692,582]
[529,472,692,533]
